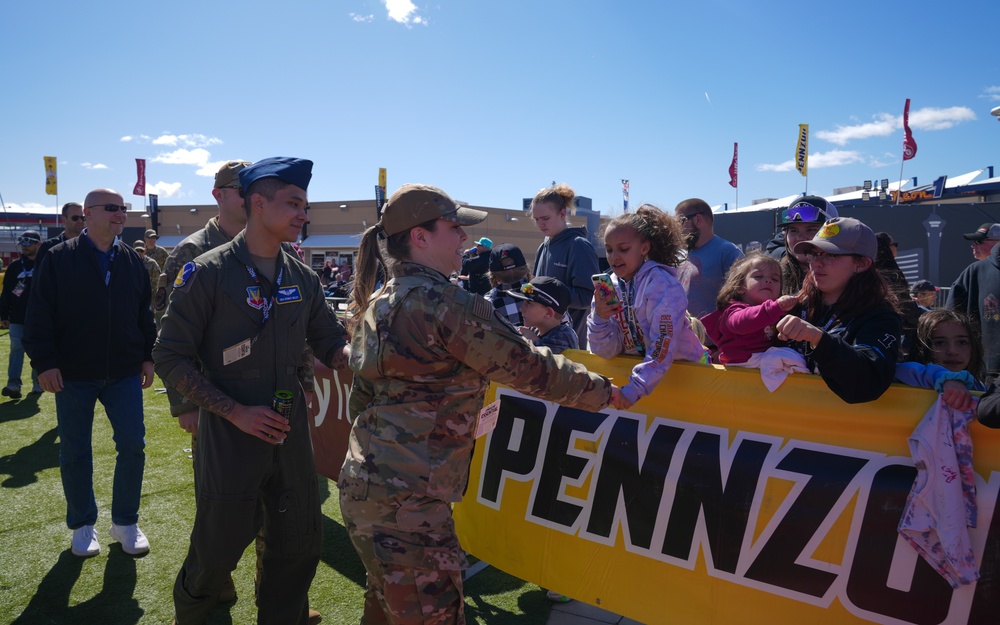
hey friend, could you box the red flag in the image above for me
[902,99,917,161]
[728,142,738,188]
[133,158,146,196]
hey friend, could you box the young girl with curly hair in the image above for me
[588,204,708,409]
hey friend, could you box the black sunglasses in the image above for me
[678,212,708,224]
[86,204,129,213]
[69,215,86,222]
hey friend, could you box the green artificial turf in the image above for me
[0,329,551,624]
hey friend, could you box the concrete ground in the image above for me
[546,598,645,625]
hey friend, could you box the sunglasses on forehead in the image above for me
[86,203,129,213]
[780,202,829,224]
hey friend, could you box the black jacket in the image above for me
[0,254,36,324]
[793,303,902,404]
[947,244,1000,376]
[24,234,156,381]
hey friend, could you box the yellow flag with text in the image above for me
[795,125,809,177]
[44,156,58,195]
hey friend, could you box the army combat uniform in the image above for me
[339,262,612,625]
[154,232,348,625]
[145,242,168,269]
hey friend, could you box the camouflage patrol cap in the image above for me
[214,160,252,189]
[379,184,487,237]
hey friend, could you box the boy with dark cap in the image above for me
[911,279,939,313]
[484,243,531,327]
[154,157,350,625]
[507,276,579,353]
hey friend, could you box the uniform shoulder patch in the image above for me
[174,262,198,289]
[472,295,494,321]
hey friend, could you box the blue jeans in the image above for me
[54,375,146,529]
[5,323,38,389]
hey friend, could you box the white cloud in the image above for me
[910,106,976,130]
[816,106,976,145]
[980,86,1000,102]
[816,113,897,146]
[145,181,183,198]
[351,12,374,22]
[151,133,222,148]
[868,152,895,168]
[120,135,133,142]
[756,150,864,173]
[80,162,109,170]
[4,201,58,213]
[384,0,425,25]
[151,148,213,167]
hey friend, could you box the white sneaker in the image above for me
[71,525,100,557]
[109,523,150,555]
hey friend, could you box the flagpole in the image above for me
[895,160,905,205]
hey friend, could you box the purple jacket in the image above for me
[587,261,706,404]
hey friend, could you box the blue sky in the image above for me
[2,0,999,218]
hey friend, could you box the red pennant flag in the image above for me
[902,99,917,161]
[133,158,146,196]
[728,142,738,188]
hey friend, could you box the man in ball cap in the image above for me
[133,239,160,299]
[459,236,493,295]
[949,221,1000,382]
[963,222,1000,261]
[155,160,252,324]
[143,229,168,269]
[155,157,350,625]
[1,230,43,398]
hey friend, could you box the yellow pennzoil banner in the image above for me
[452,352,1000,625]
[44,156,57,195]
[795,124,809,177]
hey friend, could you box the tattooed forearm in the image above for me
[172,361,237,418]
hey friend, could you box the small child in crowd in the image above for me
[896,309,986,411]
[588,204,708,409]
[484,243,532,328]
[507,276,579,354]
[701,252,799,365]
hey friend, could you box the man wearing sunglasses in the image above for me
[674,197,744,317]
[24,188,156,559]
[1,230,43,399]
[36,201,85,268]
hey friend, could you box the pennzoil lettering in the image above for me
[477,389,1000,625]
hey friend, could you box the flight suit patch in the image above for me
[276,286,302,304]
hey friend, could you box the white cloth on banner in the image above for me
[897,396,979,588]
[730,346,810,392]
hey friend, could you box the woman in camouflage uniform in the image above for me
[339,184,619,625]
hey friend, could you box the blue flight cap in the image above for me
[239,157,313,192]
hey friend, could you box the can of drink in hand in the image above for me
[272,390,294,444]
